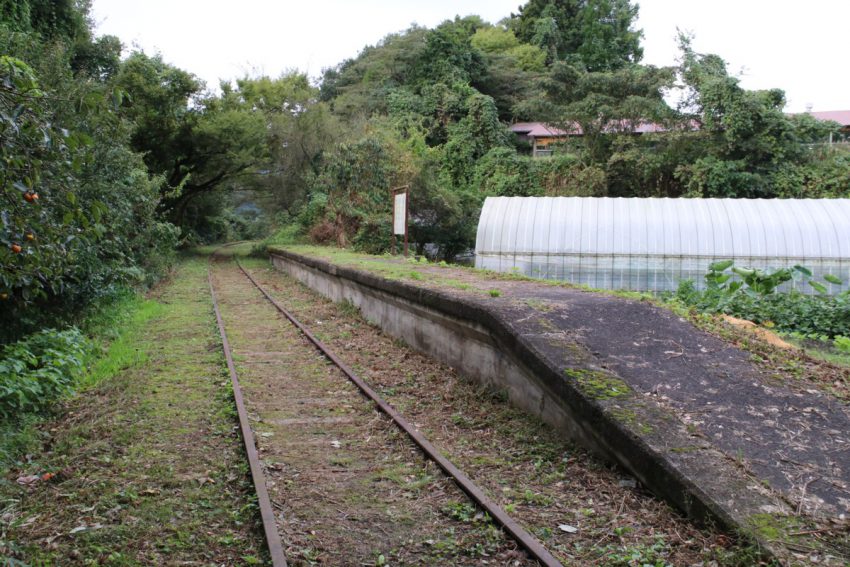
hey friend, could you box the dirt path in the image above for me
[237,257,763,566]
[210,258,534,566]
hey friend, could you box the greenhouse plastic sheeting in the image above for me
[474,196,850,294]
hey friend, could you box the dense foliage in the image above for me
[0,327,91,418]
[14,0,830,265]
[1,1,179,342]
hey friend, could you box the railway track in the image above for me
[208,249,560,566]
[208,248,745,566]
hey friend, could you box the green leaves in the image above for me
[680,261,850,339]
[703,259,845,299]
[708,259,734,272]
[0,328,92,419]
[793,265,813,277]
[1,23,178,341]
[809,280,828,295]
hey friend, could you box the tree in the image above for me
[413,16,488,85]
[114,53,270,233]
[524,61,675,163]
[320,27,430,119]
[0,16,177,340]
[232,73,339,216]
[673,34,803,197]
[440,92,511,187]
[510,0,643,70]
[0,0,88,41]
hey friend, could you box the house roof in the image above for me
[509,120,668,137]
[805,110,850,127]
[511,111,850,138]
[509,122,570,137]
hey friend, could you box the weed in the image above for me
[521,489,553,506]
[442,502,491,525]
[605,537,672,567]
[443,501,477,522]
[338,299,360,317]
[450,413,476,428]
[488,289,501,297]
[674,262,850,339]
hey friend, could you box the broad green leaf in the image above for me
[824,274,843,285]
[732,267,756,278]
[793,265,812,277]
[708,259,734,272]
[809,281,828,294]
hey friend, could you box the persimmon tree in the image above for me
[0,11,177,340]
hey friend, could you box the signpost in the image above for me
[392,186,409,257]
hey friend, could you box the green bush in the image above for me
[0,328,92,419]
[682,287,850,339]
[674,262,850,339]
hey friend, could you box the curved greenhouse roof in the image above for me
[474,196,850,293]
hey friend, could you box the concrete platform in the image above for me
[269,246,850,564]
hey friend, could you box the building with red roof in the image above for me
[511,111,850,157]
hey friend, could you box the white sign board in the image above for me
[393,192,407,235]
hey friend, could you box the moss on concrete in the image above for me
[565,368,631,400]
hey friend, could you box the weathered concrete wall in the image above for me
[273,254,589,443]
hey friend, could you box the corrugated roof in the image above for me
[510,121,675,137]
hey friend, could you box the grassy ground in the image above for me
[0,255,264,565]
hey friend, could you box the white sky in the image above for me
[90,0,849,112]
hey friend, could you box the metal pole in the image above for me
[403,186,409,257]
[391,191,397,256]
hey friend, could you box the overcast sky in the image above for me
[90,0,848,113]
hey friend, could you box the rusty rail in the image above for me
[208,253,288,567]
[236,259,564,567]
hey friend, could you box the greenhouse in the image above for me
[474,196,850,294]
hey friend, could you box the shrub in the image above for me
[674,261,850,338]
[0,328,92,419]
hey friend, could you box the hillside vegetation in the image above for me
[1,0,848,423]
